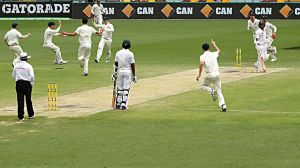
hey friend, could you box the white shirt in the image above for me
[115,49,135,72]
[4,29,27,46]
[12,61,35,85]
[255,28,267,46]
[200,51,220,78]
[75,24,97,47]
[247,19,260,34]
[102,23,114,39]
[91,3,104,16]
[44,27,60,45]
[264,22,277,38]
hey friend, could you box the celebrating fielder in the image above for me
[94,17,114,63]
[4,23,31,66]
[91,0,105,28]
[112,40,137,110]
[262,16,278,62]
[196,39,227,112]
[62,18,101,76]
[247,13,260,43]
[43,20,68,65]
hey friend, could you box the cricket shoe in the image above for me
[29,115,35,119]
[94,58,99,63]
[17,118,25,123]
[211,90,218,101]
[270,58,277,62]
[221,104,227,112]
[121,106,127,111]
[83,73,88,76]
[57,61,68,65]
[105,57,110,63]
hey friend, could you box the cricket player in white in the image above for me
[43,20,68,65]
[91,0,105,28]
[62,18,101,76]
[112,40,137,110]
[196,39,227,112]
[94,17,114,63]
[4,23,31,66]
[254,21,268,73]
[262,16,278,62]
[247,13,260,43]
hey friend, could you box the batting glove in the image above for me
[111,73,117,81]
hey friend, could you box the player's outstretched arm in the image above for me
[62,32,77,36]
[211,38,221,54]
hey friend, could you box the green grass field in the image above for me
[1,19,300,168]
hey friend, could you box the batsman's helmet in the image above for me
[122,40,131,49]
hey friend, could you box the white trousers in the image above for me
[117,72,132,90]
[93,15,103,28]
[96,38,112,61]
[202,76,225,107]
[9,45,23,66]
[256,45,268,71]
[78,45,91,74]
[266,37,277,60]
[43,43,63,63]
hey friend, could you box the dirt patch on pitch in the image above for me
[0,67,286,118]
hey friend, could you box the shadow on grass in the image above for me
[282,46,300,50]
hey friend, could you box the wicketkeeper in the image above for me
[112,40,137,110]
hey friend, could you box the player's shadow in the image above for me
[282,46,300,50]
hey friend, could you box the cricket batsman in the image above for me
[247,12,260,43]
[254,21,268,73]
[43,20,68,65]
[112,40,137,110]
[94,17,114,63]
[62,18,101,76]
[196,39,227,112]
[91,0,105,28]
[262,16,278,62]
[4,23,31,66]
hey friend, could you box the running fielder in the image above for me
[91,0,105,28]
[4,23,31,66]
[112,40,137,110]
[43,20,68,65]
[262,16,278,62]
[196,39,227,112]
[62,18,101,76]
[254,21,268,73]
[247,13,260,43]
[94,17,114,63]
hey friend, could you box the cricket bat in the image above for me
[111,79,117,108]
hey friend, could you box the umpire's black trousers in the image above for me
[16,80,34,119]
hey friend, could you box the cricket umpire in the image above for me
[12,52,35,121]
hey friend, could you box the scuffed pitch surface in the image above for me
[0,67,286,117]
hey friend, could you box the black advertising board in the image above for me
[0,2,72,18]
[73,3,300,19]
[0,2,299,19]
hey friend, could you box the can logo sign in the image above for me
[122,4,135,18]
[201,5,214,18]
[280,4,293,18]
[240,4,252,18]
[161,4,174,18]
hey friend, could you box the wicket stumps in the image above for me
[48,82,58,111]
[236,48,242,70]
